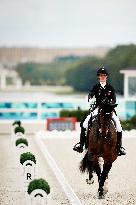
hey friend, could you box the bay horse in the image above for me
[80,99,118,199]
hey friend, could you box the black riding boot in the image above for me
[73,127,86,153]
[116,131,126,156]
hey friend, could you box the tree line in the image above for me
[15,44,136,94]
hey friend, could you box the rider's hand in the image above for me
[89,98,96,104]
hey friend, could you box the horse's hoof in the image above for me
[98,194,105,199]
[86,178,94,185]
[98,190,106,199]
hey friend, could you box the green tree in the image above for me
[66,44,136,94]
[104,44,136,94]
[66,57,103,91]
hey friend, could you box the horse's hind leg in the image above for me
[86,161,101,184]
[86,171,94,184]
[86,152,95,185]
[93,160,101,182]
[98,162,112,199]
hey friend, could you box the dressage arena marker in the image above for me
[28,188,53,205]
[20,160,36,189]
[35,132,83,205]
[29,189,49,205]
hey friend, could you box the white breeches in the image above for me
[83,108,98,128]
[83,108,122,132]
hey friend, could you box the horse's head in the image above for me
[98,98,117,136]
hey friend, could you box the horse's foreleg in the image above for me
[98,157,104,172]
[99,157,108,194]
[98,163,112,199]
[85,152,94,184]
[93,162,101,182]
[103,177,108,194]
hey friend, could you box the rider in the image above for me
[73,66,126,156]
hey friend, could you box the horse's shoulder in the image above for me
[89,116,99,131]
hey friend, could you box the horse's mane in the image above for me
[99,98,118,114]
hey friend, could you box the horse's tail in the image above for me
[79,151,90,173]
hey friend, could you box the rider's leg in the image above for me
[112,113,126,156]
[73,108,98,153]
[83,108,98,128]
[73,121,86,153]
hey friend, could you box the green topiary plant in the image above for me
[15,138,28,147]
[130,114,136,129]
[121,120,132,131]
[121,114,136,131]
[12,120,21,126]
[14,126,25,134]
[20,152,36,165]
[27,178,50,195]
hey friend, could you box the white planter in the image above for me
[20,160,36,190]
[29,189,52,205]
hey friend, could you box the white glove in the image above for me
[89,98,96,104]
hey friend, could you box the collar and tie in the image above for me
[100,82,106,88]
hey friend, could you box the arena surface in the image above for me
[0,129,136,205]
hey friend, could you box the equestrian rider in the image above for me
[73,67,126,156]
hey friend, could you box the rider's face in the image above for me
[98,74,107,82]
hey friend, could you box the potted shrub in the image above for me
[12,120,21,127]
[15,138,28,147]
[27,178,50,195]
[14,126,25,134]
[20,152,36,165]
[121,120,131,131]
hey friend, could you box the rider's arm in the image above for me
[110,85,116,104]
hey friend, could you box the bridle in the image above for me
[98,107,113,137]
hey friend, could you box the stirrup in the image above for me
[73,143,83,153]
[117,146,126,156]
[73,142,80,148]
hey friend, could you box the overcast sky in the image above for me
[0,0,136,48]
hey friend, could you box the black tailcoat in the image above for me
[88,83,116,106]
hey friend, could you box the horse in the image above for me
[80,99,118,199]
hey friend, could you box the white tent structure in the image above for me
[120,69,136,119]
[0,65,22,89]
[120,69,136,99]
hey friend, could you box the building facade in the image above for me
[0,47,110,64]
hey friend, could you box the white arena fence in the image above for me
[0,98,88,120]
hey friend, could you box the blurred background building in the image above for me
[0,47,109,64]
